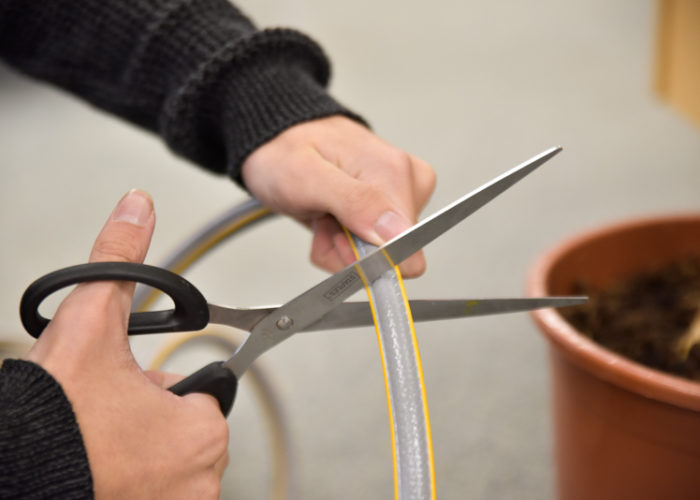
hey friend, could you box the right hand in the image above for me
[26,190,229,499]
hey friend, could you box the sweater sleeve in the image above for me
[0,0,364,185]
[0,359,93,499]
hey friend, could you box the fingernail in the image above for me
[113,190,153,227]
[374,210,412,242]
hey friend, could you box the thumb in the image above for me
[320,176,426,277]
[317,173,412,246]
[90,189,155,264]
[26,190,156,375]
[85,189,156,316]
[82,188,156,325]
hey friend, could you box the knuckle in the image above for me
[409,155,437,202]
[409,154,435,181]
[385,150,413,175]
[92,235,140,262]
[421,162,437,192]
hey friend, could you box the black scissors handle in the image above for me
[20,262,210,337]
[20,262,237,415]
[168,361,237,415]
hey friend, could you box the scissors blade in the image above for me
[224,146,562,377]
[303,296,587,330]
[209,296,586,332]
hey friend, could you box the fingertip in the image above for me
[398,252,427,279]
[112,189,154,228]
[90,190,156,264]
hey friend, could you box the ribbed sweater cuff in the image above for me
[0,359,93,499]
[161,28,366,186]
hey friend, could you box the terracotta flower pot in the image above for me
[528,214,700,500]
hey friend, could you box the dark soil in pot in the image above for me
[562,255,700,382]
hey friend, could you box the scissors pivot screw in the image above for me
[276,315,294,330]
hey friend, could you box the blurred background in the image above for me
[1,0,698,498]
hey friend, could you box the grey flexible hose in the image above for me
[353,237,434,500]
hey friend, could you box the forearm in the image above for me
[0,0,362,182]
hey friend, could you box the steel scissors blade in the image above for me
[20,146,579,415]
[210,297,586,332]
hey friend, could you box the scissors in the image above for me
[20,146,585,416]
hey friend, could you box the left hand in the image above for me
[241,116,436,278]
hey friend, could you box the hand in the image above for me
[25,190,229,500]
[241,116,436,278]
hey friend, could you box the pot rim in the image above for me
[528,212,700,412]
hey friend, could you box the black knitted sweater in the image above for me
[0,0,362,185]
[0,360,93,498]
[0,0,362,497]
